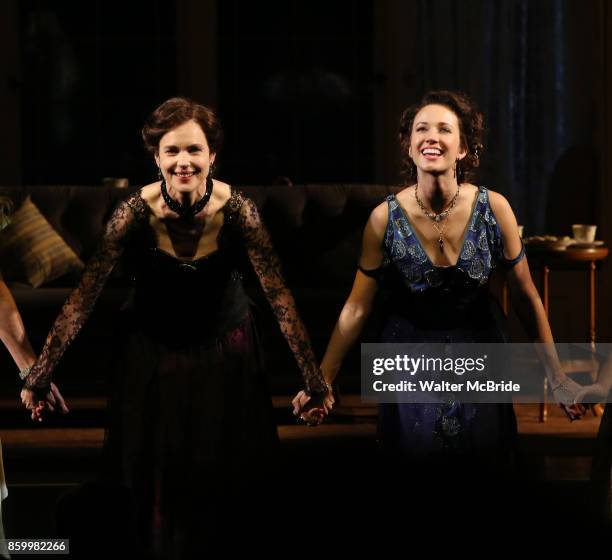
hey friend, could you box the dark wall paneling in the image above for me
[218,0,375,185]
[20,0,177,186]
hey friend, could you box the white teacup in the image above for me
[571,224,597,243]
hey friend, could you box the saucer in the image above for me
[525,239,574,250]
[567,240,605,249]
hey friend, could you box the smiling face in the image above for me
[409,104,466,177]
[155,119,216,195]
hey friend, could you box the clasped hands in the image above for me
[20,382,69,422]
[291,374,608,426]
[291,386,335,427]
[552,374,610,421]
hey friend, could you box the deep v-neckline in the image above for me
[393,187,481,269]
[135,187,232,263]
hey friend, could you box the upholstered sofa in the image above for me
[0,184,401,405]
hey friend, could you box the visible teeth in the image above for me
[176,172,194,177]
[422,149,442,155]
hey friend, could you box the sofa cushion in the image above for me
[0,197,84,287]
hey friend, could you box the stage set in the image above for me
[1,1,612,557]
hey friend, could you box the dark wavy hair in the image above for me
[398,90,485,183]
[142,97,224,155]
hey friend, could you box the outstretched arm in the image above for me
[236,197,327,398]
[489,193,551,343]
[0,280,36,370]
[489,191,584,419]
[290,202,387,421]
[22,195,143,401]
[319,203,387,385]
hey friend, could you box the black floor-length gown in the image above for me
[26,188,326,558]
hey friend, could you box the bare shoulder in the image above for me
[368,199,389,236]
[487,188,511,211]
[486,188,516,222]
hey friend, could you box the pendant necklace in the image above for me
[414,183,461,253]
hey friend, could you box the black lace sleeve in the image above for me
[23,192,148,392]
[227,190,327,395]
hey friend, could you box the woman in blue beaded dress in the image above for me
[293,90,584,481]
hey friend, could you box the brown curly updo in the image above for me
[142,97,224,155]
[398,90,485,183]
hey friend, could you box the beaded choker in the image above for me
[161,175,213,218]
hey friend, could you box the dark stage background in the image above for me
[0,0,610,338]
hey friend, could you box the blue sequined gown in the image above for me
[377,186,523,468]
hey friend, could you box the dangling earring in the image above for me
[455,159,463,183]
[158,167,168,196]
[409,159,417,180]
[158,167,166,191]
[207,163,215,191]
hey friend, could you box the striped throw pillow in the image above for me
[0,196,84,287]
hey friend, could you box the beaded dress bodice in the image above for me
[381,186,523,330]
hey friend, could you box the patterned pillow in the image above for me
[0,196,84,287]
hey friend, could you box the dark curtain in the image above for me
[408,0,600,235]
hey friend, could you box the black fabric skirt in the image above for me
[98,310,280,558]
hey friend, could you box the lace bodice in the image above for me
[24,187,326,395]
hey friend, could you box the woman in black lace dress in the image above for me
[21,98,329,558]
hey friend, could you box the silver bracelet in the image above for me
[19,365,33,381]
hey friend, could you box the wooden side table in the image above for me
[502,246,609,421]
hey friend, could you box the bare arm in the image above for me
[489,192,553,341]
[0,280,36,371]
[2,279,70,419]
[489,192,578,406]
[320,202,388,384]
